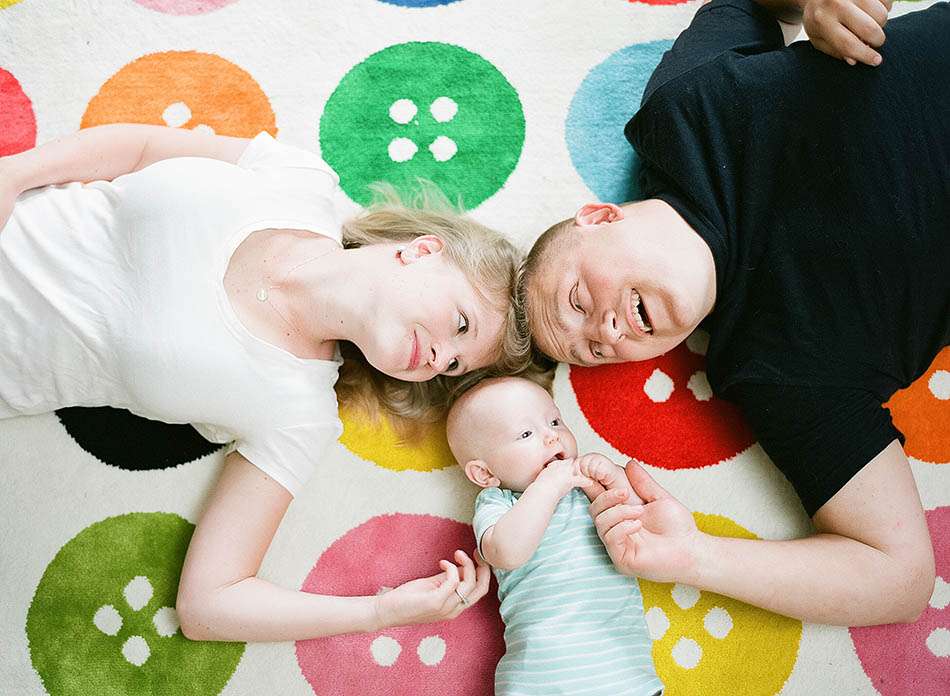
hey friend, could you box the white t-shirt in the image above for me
[0,132,344,496]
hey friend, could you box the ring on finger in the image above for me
[454,588,470,607]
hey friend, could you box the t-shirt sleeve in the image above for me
[725,382,904,517]
[236,419,343,497]
[641,0,785,103]
[472,487,515,558]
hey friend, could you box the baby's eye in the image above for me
[519,430,532,439]
[550,418,561,427]
[457,312,468,335]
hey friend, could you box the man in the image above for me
[521,0,948,625]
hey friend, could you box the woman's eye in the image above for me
[457,312,468,335]
[591,344,603,360]
[550,418,560,427]
[520,430,532,439]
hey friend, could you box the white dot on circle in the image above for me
[388,138,418,163]
[370,635,402,667]
[671,637,702,669]
[152,606,180,637]
[123,576,153,612]
[703,606,733,639]
[192,124,215,136]
[645,606,669,641]
[926,627,950,658]
[93,605,122,636]
[161,101,191,128]
[389,98,417,125]
[930,576,949,610]
[687,371,713,402]
[671,583,701,609]
[928,370,950,400]
[121,635,151,667]
[416,635,447,666]
[644,369,674,403]
[429,136,457,162]
[430,96,458,123]
[686,330,710,356]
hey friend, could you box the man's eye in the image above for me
[520,430,532,439]
[457,312,468,335]
[447,358,460,373]
[550,418,560,427]
[570,283,584,314]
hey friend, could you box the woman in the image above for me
[0,124,528,640]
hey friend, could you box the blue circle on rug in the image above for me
[566,40,672,203]
[377,0,461,6]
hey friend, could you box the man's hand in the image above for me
[589,460,700,583]
[803,0,892,67]
[575,453,644,505]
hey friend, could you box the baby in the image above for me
[447,377,663,696]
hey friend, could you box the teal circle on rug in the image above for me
[320,41,525,210]
[26,513,244,696]
[565,40,672,203]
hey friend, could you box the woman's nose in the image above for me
[429,342,457,373]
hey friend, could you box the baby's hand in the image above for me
[533,458,593,500]
[575,453,644,505]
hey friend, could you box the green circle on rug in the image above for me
[320,41,525,209]
[26,513,244,696]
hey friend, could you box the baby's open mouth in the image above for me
[543,452,567,467]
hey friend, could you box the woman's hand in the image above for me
[589,460,701,583]
[373,549,491,629]
[803,0,892,67]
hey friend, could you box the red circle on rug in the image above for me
[850,506,950,695]
[296,514,504,695]
[570,334,754,469]
[0,67,36,156]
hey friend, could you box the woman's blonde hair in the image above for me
[335,181,532,435]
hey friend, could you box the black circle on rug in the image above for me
[56,406,224,471]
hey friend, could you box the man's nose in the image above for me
[596,310,622,345]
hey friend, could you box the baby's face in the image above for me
[464,380,578,491]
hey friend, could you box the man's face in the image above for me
[527,203,713,365]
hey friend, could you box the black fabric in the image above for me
[625,0,950,516]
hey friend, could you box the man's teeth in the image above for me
[631,291,653,333]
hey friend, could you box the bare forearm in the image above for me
[484,485,560,570]
[3,125,152,193]
[178,576,381,642]
[689,531,928,625]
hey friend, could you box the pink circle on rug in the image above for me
[132,0,238,15]
[296,514,504,696]
[850,506,950,695]
[0,67,36,156]
[569,333,755,470]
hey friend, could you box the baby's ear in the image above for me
[464,460,499,488]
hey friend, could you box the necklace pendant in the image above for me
[256,288,269,302]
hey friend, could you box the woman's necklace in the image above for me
[255,248,335,335]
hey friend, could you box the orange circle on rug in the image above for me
[640,513,802,695]
[885,347,950,463]
[339,406,456,472]
[81,51,275,137]
[570,332,755,469]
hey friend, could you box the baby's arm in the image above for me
[576,453,644,506]
[480,460,592,571]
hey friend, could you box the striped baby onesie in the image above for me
[473,486,663,696]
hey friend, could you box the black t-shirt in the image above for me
[625,0,950,515]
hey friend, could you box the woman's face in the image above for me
[357,236,508,382]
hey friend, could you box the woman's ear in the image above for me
[398,235,445,264]
[574,202,624,227]
[464,459,500,488]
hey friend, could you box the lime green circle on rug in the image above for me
[320,41,525,210]
[27,513,244,696]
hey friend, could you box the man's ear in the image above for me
[398,235,445,264]
[464,459,500,488]
[575,202,624,227]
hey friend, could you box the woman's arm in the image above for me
[588,440,935,626]
[176,451,490,642]
[1,124,250,194]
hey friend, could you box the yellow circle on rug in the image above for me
[885,346,950,464]
[0,0,24,8]
[339,406,455,472]
[640,513,802,695]
[81,51,275,137]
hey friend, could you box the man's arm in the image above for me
[590,440,935,625]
